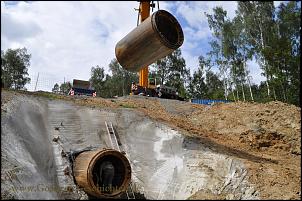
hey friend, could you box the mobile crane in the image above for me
[115,1,184,99]
[132,1,160,97]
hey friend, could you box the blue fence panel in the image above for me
[191,99,231,105]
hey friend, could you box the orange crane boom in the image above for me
[138,1,151,88]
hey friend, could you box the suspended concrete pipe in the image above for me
[115,9,184,72]
[73,148,132,198]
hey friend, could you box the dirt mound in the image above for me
[188,101,301,155]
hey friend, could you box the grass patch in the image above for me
[2,89,64,100]
[19,90,70,101]
[33,91,62,99]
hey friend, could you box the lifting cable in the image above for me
[136,1,160,27]
[136,7,140,26]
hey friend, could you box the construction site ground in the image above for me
[1,89,301,200]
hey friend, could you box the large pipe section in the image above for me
[115,10,184,72]
[73,148,131,198]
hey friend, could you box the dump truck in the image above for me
[68,79,96,97]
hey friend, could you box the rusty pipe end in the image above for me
[73,148,132,198]
[152,9,184,50]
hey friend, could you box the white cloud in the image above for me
[171,1,237,30]
[182,50,198,75]
[274,1,284,8]
[247,59,267,85]
[1,1,138,91]
[1,1,266,92]
[1,11,42,42]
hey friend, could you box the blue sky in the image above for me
[2,1,284,91]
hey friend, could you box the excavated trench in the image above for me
[1,93,259,200]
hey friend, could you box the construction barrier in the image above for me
[191,99,231,105]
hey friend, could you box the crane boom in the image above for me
[138,1,150,88]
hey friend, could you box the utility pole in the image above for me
[34,72,39,91]
[63,77,65,94]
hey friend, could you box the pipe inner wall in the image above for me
[73,149,131,198]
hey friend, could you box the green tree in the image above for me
[201,1,300,106]
[52,83,59,94]
[1,47,31,89]
[59,81,71,95]
[205,70,225,99]
[155,56,169,85]
[107,59,138,96]
[188,55,210,99]
[232,14,254,101]
[237,1,300,105]
[101,74,115,98]
[206,7,230,100]
[89,60,138,98]
[272,1,300,105]
[153,49,190,98]
[237,2,276,99]
[222,15,242,101]
[166,49,190,98]
[90,65,106,96]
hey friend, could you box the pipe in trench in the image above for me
[73,148,132,198]
[115,10,184,72]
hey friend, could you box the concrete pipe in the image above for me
[115,9,184,72]
[73,148,131,198]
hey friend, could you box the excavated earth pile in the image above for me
[1,90,301,200]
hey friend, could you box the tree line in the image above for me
[199,1,300,105]
[1,2,300,106]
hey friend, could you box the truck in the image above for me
[156,85,178,99]
[68,79,96,97]
[131,79,183,100]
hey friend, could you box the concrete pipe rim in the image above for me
[152,9,184,50]
[87,148,132,198]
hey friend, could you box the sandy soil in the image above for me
[1,90,301,200]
